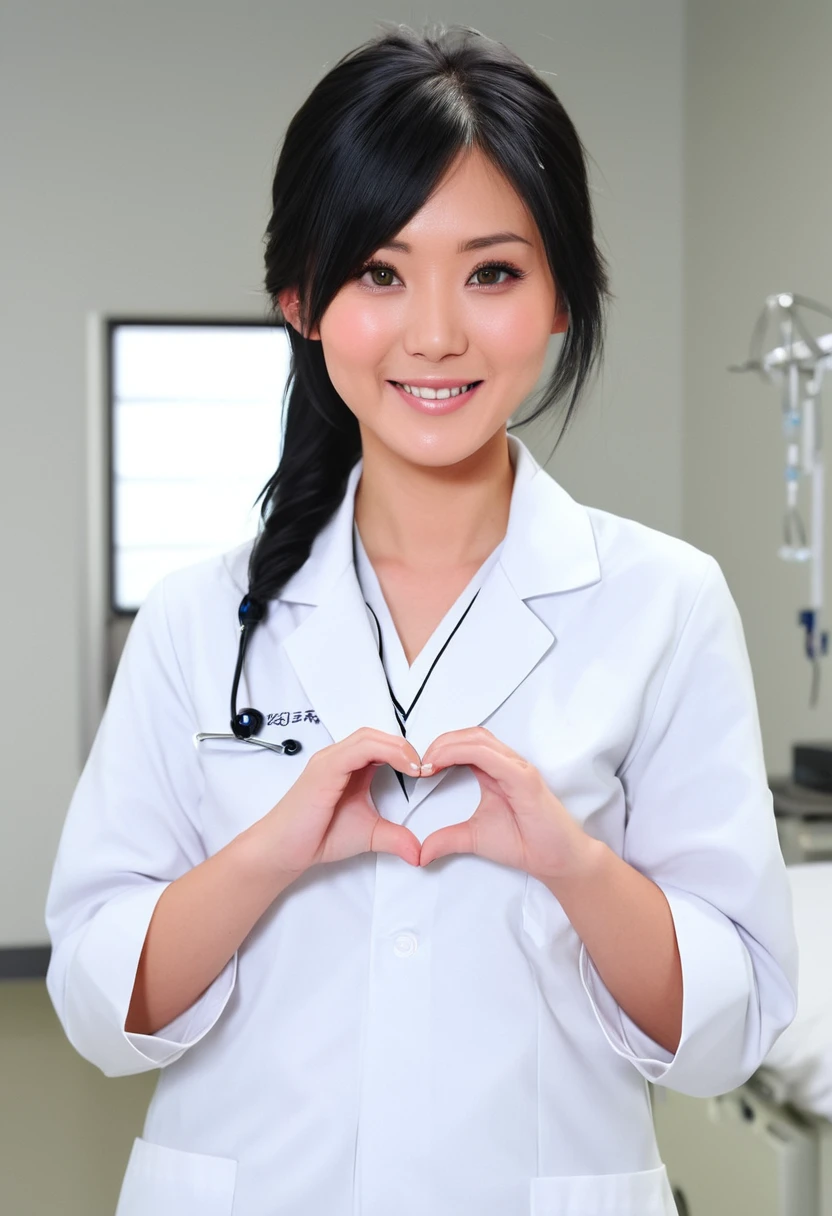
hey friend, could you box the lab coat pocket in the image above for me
[530,1164,676,1215]
[115,1136,237,1216]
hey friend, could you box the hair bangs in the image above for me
[294,74,481,332]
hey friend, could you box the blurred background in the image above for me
[2,1,832,1212]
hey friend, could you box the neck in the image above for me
[353,429,515,572]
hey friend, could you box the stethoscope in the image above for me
[193,594,303,756]
[193,587,481,767]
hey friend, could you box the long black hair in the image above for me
[247,22,611,608]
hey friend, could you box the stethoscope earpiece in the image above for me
[194,728,303,756]
[238,594,265,628]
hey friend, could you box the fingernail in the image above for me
[420,762,434,775]
[409,762,421,773]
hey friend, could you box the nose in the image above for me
[401,276,468,361]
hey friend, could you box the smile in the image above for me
[389,380,483,415]
[393,381,480,399]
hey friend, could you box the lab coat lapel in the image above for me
[281,561,404,746]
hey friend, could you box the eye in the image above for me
[355,258,527,291]
[358,260,401,288]
[469,260,526,287]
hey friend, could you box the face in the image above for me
[279,145,568,470]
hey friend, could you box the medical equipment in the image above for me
[194,594,303,756]
[730,292,832,707]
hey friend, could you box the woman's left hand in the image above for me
[418,727,594,880]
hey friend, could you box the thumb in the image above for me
[371,818,422,867]
[420,823,473,867]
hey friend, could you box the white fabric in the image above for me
[352,521,504,798]
[44,434,798,1216]
[763,862,832,1119]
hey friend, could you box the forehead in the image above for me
[389,148,537,248]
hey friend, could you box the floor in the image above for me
[0,979,156,1216]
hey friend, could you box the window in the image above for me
[108,319,291,613]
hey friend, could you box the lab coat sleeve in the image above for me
[579,554,799,1098]
[44,575,237,1078]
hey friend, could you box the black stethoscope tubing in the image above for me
[193,593,302,756]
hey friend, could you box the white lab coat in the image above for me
[45,434,798,1216]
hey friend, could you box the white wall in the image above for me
[0,0,685,950]
[683,0,832,779]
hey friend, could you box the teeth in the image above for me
[397,382,477,399]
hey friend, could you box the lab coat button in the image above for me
[393,932,418,957]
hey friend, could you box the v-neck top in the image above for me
[352,522,505,797]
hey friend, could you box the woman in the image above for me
[45,23,797,1216]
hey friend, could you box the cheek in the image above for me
[319,297,393,379]
[473,294,555,370]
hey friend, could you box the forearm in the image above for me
[543,838,683,1054]
[124,821,297,1037]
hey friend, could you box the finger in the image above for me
[421,740,533,795]
[371,818,422,867]
[323,730,422,779]
[352,727,423,773]
[421,727,514,769]
[420,823,475,867]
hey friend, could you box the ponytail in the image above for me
[246,332,361,606]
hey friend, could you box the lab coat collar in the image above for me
[224,436,601,822]
[275,433,600,605]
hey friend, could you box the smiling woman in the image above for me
[256,26,609,608]
[43,20,797,1216]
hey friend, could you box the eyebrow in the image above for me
[377,231,533,254]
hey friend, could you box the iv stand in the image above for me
[730,292,832,708]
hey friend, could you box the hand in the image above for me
[261,728,423,877]
[418,727,592,880]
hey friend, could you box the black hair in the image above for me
[247,21,611,608]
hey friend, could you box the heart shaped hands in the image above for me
[259,725,592,885]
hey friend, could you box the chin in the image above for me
[374,426,508,471]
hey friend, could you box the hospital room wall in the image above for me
[682,0,832,780]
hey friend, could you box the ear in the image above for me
[276,287,320,340]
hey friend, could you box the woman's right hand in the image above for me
[258,728,424,878]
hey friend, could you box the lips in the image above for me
[388,380,483,415]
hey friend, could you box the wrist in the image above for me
[534,831,608,892]
[236,819,303,895]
